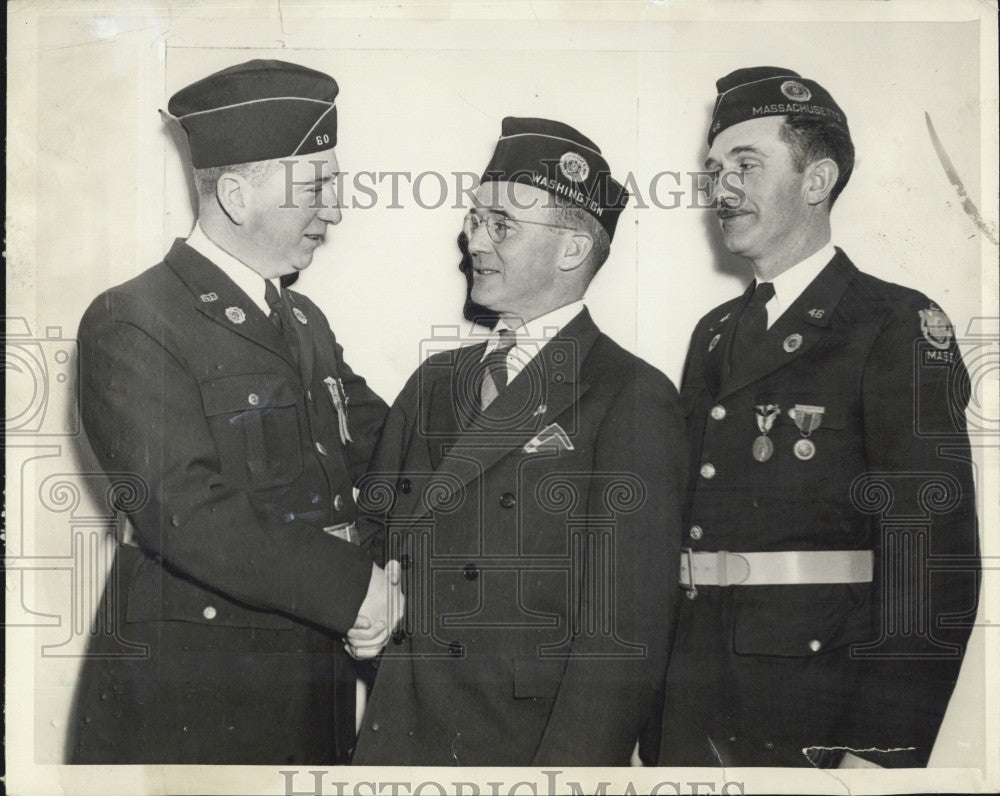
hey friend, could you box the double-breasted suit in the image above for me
[68,239,387,764]
[657,249,979,767]
[351,309,687,766]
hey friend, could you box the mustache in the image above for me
[714,198,748,219]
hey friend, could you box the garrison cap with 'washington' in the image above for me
[167,59,339,169]
[481,117,630,240]
[708,66,849,145]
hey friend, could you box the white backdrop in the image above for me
[6,2,998,794]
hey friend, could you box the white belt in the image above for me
[680,548,873,590]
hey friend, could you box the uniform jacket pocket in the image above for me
[126,551,294,630]
[732,585,872,657]
[200,373,303,490]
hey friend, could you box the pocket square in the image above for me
[523,423,574,454]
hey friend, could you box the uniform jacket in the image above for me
[351,308,687,766]
[68,239,388,764]
[657,249,979,767]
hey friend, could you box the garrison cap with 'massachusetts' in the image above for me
[480,117,630,241]
[708,66,850,145]
[167,59,339,169]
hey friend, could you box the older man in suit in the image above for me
[349,117,687,766]
[68,59,403,765]
[655,67,980,768]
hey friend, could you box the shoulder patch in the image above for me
[919,304,954,350]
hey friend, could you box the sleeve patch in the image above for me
[919,305,954,350]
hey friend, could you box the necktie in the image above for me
[265,279,299,366]
[729,281,775,368]
[480,329,517,410]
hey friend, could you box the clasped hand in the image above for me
[345,560,405,659]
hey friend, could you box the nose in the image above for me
[465,219,494,254]
[711,169,743,209]
[317,182,343,225]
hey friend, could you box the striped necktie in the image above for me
[480,329,517,410]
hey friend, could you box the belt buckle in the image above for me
[681,547,697,598]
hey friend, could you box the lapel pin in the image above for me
[292,307,308,325]
[718,313,731,324]
[807,307,825,319]
[200,292,218,303]
[783,333,803,352]
[532,404,547,417]
[708,333,721,352]
[225,306,246,325]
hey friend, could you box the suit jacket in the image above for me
[656,249,979,767]
[350,308,687,766]
[67,239,388,764]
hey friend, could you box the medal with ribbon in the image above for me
[324,376,354,444]
[788,404,824,460]
[752,403,781,462]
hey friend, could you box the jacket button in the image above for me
[333,494,344,511]
[700,463,716,479]
[392,629,407,645]
[710,405,726,420]
[202,606,217,620]
[315,442,327,456]
[689,525,703,541]
[247,393,260,406]
[399,554,412,571]
[499,492,516,508]
[370,722,380,732]
[171,515,181,527]
[809,639,822,652]
[400,479,412,494]
[463,564,479,581]
[448,642,463,658]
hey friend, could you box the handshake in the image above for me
[345,560,406,659]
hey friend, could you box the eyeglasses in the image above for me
[463,211,575,244]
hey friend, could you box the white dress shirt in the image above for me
[186,223,281,316]
[758,242,837,329]
[481,300,586,385]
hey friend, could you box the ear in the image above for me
[557,232,593,272]
[215,172,252,225]
[804,158,839,206]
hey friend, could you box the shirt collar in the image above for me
[759,241,836,327]
[186,223,279,317]
[482,300,586,377]
[486,300,585,352]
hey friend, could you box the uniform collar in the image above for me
[758,241,836,328]
[186,222,281,317]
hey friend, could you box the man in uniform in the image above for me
[349,118,687,765]
[68,60,403,764]
[656,67,980,767]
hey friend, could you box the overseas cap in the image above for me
[480,117,630,240]
[168,59,339,168]
[708,66,849,145]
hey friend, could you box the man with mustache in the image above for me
[349,117,687,765]
[68,59,402,764]
[655,67,979,767]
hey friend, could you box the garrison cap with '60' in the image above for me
[167,59,339,168]
[708,66,850,145]
[481,117,630,241]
